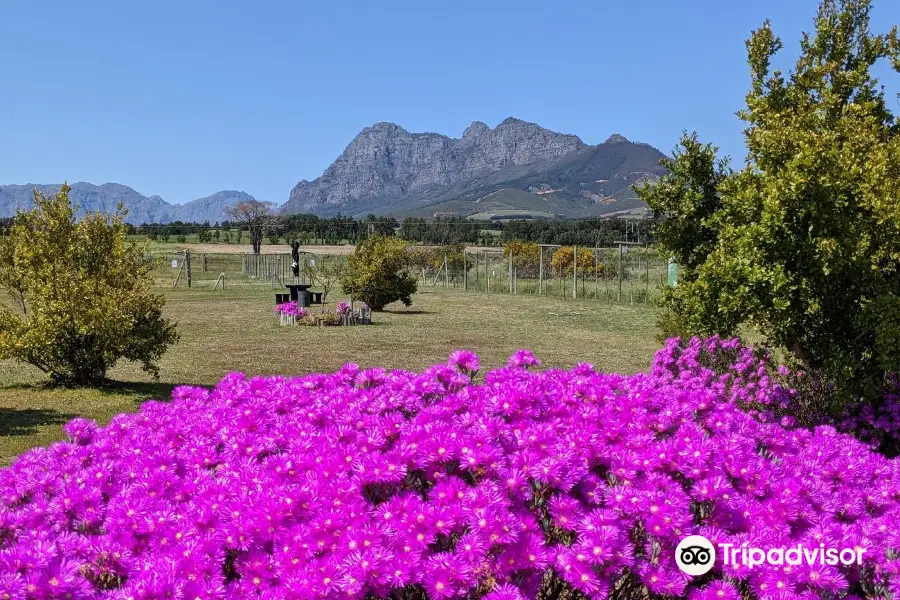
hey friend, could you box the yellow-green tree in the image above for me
[503,241,541,277]
[341,236,418,311]
[0,184,178,385]
[551,246,601,278]
[636,0,900,401]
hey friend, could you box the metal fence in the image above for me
[418,245,668,304]
[144,246,668,305]
[144,251,346,289]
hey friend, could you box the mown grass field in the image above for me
[0,285,661,465]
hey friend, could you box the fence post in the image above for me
[464,253,468,291]
[539,247,544,295]
[572,246,577,299]
[594,246,599,299]
[185,251,192,288]
[645,246,650,303]
[444,255,449,289]
[618,245,623,302]
[202,253,207,273]
[508,253,513,295]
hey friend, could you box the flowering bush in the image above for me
[1,338,900,600]
[336,301,352,316]
[274,301,307,318]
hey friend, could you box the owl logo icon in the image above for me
[676,535,716,576]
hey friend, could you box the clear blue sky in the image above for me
[1,0,897,205]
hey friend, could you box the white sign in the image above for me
[309,259,316,266]
[172,260,178,268]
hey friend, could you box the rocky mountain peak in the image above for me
[605,133,630,144]
[462,121,491,139]
[284,117,591,215]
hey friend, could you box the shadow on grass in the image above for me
[96,381,183,404]
[0,408,77,437]
[380,309,431,315]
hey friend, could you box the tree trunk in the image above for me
[789,337,820,370]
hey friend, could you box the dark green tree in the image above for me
[637,0,900,402]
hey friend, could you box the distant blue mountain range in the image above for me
[0,182,257,224]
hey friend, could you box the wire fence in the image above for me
[410,245,668,304]
[144,246,668,305]
[144,251,346,290]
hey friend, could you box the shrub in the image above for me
[635,0,900,403]
[503,241,541,278]
[298,311,343,326]
[406,244,469,274]
[341,235,417,311]
[2,339,900,599]
[0,184,178,386]
[550,246,600,277]
[274,301,307,318]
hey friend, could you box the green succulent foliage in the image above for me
[0,183,178,386]
[340,235,418,311]
[637,0,900,401]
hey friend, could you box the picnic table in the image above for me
[278,284,323,308]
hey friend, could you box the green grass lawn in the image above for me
[0,286,660,465]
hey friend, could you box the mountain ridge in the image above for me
[0,183,256,225]
[0,118,668,223]
[284,117,666,219]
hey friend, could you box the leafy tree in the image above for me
[304,260,345,302]
[504,241,542,278]
[551,246,600,278]
[636,0,900,402]
[341,236,417,311]
[0,184,178,386]
[226,200,274,254]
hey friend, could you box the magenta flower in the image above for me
[274,301,307,317]
[506,349,541,368]
[448,350,480,374]
[0,340,898,600]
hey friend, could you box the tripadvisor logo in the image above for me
[675,535,869,576]
[676,535,716,576]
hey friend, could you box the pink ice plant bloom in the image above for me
[274,301,307,318]
[0,337,899,600]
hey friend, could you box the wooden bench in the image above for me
[275,291,323,306]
